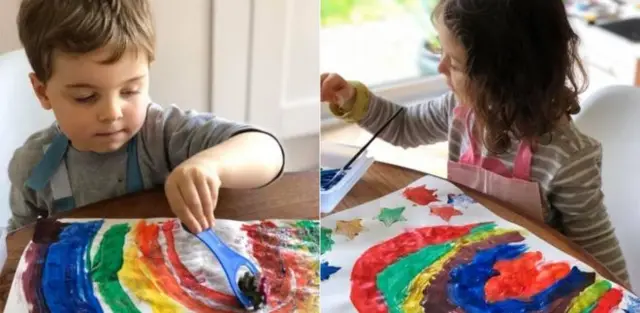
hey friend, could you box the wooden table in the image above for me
[331,162,626,288]
[0,170,318,311]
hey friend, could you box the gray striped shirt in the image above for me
[335,87,629,283]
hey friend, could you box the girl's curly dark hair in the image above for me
[433,0,587,154]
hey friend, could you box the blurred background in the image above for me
[0,0,320,227]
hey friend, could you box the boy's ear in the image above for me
[28,73,52,110]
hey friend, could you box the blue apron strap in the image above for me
[25,132,76,211]
[126,135,144,193]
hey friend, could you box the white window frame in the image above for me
[210,0,320,140]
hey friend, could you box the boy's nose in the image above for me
[98,99,124,123]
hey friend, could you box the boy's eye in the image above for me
[122,90,140,96]
[74,94,97,103]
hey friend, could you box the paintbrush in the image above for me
[324,107,405,189]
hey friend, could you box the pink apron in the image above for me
[447,107,545,222]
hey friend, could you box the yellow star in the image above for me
[335,219,366,240]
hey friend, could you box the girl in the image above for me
[321,0,630,285]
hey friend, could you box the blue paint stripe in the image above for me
[448,243,593,313]
[42,221,104,312]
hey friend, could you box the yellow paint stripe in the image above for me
[402,228,517,313]
[118,228,184,313]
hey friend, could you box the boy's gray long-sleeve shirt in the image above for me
[8,103,284,231]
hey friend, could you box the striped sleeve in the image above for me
[357,90,456,149]
[549,144,629,283]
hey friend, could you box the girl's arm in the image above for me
[329,82,456,148]
[550,144,630,288]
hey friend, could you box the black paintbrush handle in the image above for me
[342,107,405,170]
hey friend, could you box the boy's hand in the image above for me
[321,73,356,108]
[165,156,220,234]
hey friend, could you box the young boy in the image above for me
[8,0,285,234]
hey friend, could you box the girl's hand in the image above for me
[165,156,220,233]
[321,73,356,107]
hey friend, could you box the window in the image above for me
[320,0,448,122]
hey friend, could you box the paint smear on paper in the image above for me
[91,223,140,313]
[320,227,335,255]
[119,239,182,313]
[447,193,476,208]
[403,227,521,313]
[375,207,407,227]
[335,219,366,240]
[448,244,595,312]
[349,223,481,313]
[377,243,453,313]
[403,185,439,205]
[320,262,341,281]
[242,221,319,312]
[566,280,612,313]
[484,252,571,302]
[591,287,623,313]
[430,205,463,222]
[135,221,222,313]
[160,220,238,308]
[41,221,103,312]
[418,231,526,313]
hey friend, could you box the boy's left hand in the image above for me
[165,156,220,233]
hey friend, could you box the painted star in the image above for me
[403,185,439,205]
[375,206,407,227]
[334,219,366,240]
[320,227,335,255]
[320,261,341,281]
[447,193,476,208]
[430,204,463,222]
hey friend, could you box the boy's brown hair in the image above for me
[17,0,156,83]
[432,0,587,154]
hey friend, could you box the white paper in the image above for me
[320,175,640,312]
[5,218,319,313]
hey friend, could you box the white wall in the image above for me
[0,0,319,171]
[0,1,319,226]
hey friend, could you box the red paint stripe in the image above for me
[592,288,624,313]
[135,221,233,313]
[350,224,477,313]
[161,219,239,307]
[242,221,316,313]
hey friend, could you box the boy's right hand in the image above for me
[320,73,356,108]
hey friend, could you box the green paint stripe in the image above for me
[567,280,612,313]
[320,227,335,255]
[90,223,140,313]
[470,222,497,234]
[376,243,454,313]
[294,220,320,253]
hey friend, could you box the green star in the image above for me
[320,227,335,255]
[375,206,407,227]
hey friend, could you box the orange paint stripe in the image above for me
[135,221,233,313]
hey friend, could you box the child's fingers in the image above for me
[320,73,342,103]
[207,178,219,227]
[178,179,209,231]
[166,185,201,233]
[320,73,329,85]
[194,174,215,229]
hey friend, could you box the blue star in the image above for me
[320,261,341,281]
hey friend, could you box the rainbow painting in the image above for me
[5,217,319,312]
[320,175,640,312]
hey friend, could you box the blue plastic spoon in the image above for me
[181,223,264,310]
